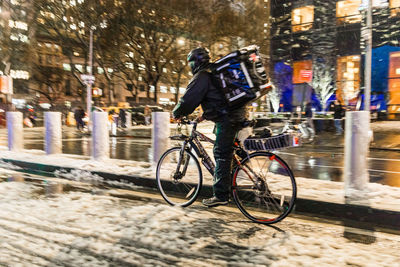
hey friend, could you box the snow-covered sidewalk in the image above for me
[1,146,399,214]
[0,181,399,266]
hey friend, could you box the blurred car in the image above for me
[128,105,164,125]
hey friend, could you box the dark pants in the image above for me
[76,118,85,130]
[213,117,242,201]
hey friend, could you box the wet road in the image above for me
[0,170,399,266]
[1,126,400,188]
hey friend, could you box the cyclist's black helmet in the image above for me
[187,47,210,74]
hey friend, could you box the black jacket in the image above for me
[173,69,246,122]
[332,103,344,119]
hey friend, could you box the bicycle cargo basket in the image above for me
[211,45,272,109]
[243,133,300,151]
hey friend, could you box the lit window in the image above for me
[291,6,314,32]
[63,63,71,71]
[388,51,400,110]
[10,70,29,80]
[8,20,28,31]
[292,60,312,84]
[337,55,361,102]
[150,86,155,92]
[170,87,176,93]
[336,0,362,24]
[179,87,186,94]
[160,86,168,93]
[75,64,83,72]
[163,68,167,73]
[390,0,400,16]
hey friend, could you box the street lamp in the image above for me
[81,28,95,126]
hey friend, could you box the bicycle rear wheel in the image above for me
[232,151,296,224]
[156,147,202,207]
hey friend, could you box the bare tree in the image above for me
[312,61,335,111]
[164,52,190,105]
[268,84,281,113]
[117,0,210,104]
[27,41,65,106]
[33,0,120,104]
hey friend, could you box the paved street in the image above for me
[0,170,399,266]
[1,125,399,188]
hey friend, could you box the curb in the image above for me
[2,158,399,230]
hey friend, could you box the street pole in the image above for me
[364,0,372,112]
[87,29,93,121]
[343,0,373,197]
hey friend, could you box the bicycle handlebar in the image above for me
[178,117,197,125]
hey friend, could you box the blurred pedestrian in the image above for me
[28,114,36,127]
[305,102,315,133]
[332,100,344,135]
[119,108,127,128]
[74,106,85,131]
[144,105,151,125]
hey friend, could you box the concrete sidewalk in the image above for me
[1,153,399,231]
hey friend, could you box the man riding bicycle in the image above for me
[172,47,247,207]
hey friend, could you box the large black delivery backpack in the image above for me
[211,45,272,109]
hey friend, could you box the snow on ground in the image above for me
[1,145,400,212]
[0,181,399,267]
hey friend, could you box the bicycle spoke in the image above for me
[156,147,202,207]
[232,152,296,224]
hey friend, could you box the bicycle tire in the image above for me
[156,147,202,207]
[232,151,296,224]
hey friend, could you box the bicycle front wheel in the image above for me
[232,151,296,224]
[156,147,202,207]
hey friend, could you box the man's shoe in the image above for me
[202,196,228,207]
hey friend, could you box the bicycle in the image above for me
[281,119,315,144]
[156,118,297,224]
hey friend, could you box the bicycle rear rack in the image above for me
[243,133,300,151]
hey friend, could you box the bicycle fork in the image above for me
[173,141,191,180]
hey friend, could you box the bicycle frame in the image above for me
[172,121,258,186]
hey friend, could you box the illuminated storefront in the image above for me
[388,51,400,113]
[291,6,314,32]
[390,0,400,17]
[336,0,362,24]
[292,60,313,106]
[337,55,360,104]
[292,60,312,84]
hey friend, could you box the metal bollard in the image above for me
[344,111,370,196]
[126,112,132,128]
[92,111,109,160]
[44,112,62,154]
[152,112,170,163]
[6,112,23,151]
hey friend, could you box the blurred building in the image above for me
[270,0,400,118]
[0,0,271,111]
[0,0,32,108]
